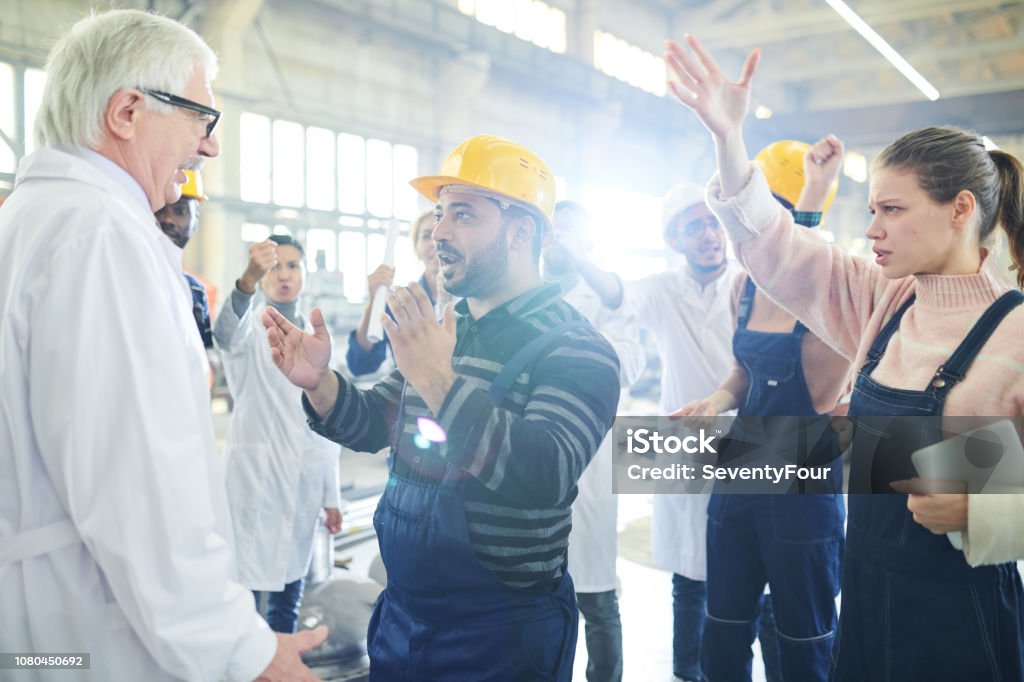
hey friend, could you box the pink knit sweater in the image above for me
[707,165,1024,567]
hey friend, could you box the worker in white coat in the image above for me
[577,184,742,682]
[0,9,324,682]
[549,200,645,682]
[215,234,343,634]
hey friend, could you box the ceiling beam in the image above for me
[752,87,1024,148]
[693,0,1020,49]
[757,32,1024,84]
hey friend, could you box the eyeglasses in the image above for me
[139,88,221,139]
[679,216,722,237]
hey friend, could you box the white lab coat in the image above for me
[564,280,645,593]
[623,261,743,580]
[0,148,274,681]
[215,294,341,591]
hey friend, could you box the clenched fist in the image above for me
[238,241,278,294]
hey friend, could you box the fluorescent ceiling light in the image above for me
[823,0,940,101]
[844,151,868,183]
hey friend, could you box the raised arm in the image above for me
[664,36,891,358]
[574,257,626,310]
[213,240,277,351]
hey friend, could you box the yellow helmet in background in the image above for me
[410,135,555,229]
[180,169,208,202]
[754,140,838,213]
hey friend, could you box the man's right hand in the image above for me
[254,626,328,682]
[262,307,333,391]
[367,264,396,295]
[239,241,279,294]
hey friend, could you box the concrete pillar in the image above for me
[187,0,264,310]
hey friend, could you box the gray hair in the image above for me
[35,9,218,150]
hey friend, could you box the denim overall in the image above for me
[705,277,845,681]
[366,323,585,681]
[830,290,1024,681]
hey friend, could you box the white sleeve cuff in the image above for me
[224,616,277,682]
[705,164,783,244]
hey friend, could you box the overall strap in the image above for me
[736,276,757,330]
[861,294,917,375]
[488,320,590,406]
[928,290,1024,396]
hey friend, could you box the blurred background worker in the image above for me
[347,210,441,376]
[578,184,742,682]
[214,234,343,634]
[677,137,850,682]
[156,168,216,349]
[548,200,646,682]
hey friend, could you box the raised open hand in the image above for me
[262,306,333,391]
[665,36,760,141]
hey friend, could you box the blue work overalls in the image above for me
[366,324,583,681]
[704,277,845,682]
[831,290,1024,681]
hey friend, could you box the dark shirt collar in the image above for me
[454,282,563,323]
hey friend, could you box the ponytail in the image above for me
[990,150,1024,288]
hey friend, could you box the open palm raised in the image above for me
[664,36,760,140]
[262,306,334,391]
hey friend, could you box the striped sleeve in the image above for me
[436,331,621,507]
[302,369,405,453]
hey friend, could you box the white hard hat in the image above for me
[661,183,706,236]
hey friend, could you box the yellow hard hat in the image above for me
[410,135,555,229]
[754,140,838,213]
[180,169,208,202]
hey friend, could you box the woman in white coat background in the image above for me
[214,234,343,633]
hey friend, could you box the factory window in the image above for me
[239,114,421,221]
[392,144,420,220]
[241,222,272,243]
[306,127,336,211]
[366,139,393,218]
[458,0,566,54]
[0,63,15,173]
[272,120,305,207]
[23,68,46,155]
[238,114,423,294]
[240,113,272,203]
[338,231,367,302]
[593,30,666,96]
[337,133,366,215]
[0,62,48,174]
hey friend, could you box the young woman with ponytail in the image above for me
[664,35,1024,681]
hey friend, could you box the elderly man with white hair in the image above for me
[0,9,325,682]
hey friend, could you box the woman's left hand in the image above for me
[890,478,968,533]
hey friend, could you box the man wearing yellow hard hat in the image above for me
[156,169,216,349]
[262,134,622,680]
